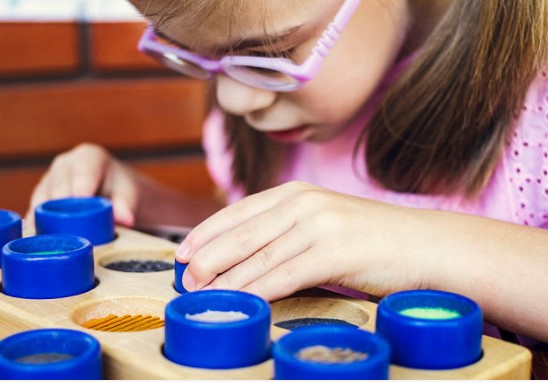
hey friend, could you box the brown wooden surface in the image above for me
[0,78,206,158]
[0,227,533,379]
[0,22,80,76]
[90,22,167,72]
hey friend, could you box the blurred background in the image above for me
[0,0,215,216]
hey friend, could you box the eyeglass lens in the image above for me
[146,46,301,90]
[223,65,302,91]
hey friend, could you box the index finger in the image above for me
[179,182,311,259]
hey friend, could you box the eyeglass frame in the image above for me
[137,0,362,91]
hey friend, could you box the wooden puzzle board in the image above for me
[0,227,532,379]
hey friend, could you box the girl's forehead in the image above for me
[133,0,336,53]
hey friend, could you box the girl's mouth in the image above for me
[265,125,309,143]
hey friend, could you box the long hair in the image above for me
[363,0,548,196]
[229,0,548,196]
[224,113,283,195]
[143,0,548,197]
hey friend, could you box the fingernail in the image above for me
[182,270,195,291]
[176,241,190,262]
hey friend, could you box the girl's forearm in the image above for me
[418,210,548,342]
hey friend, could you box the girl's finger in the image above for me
[205,222,311,291]
[26,173,52,222]
[183,199,301,290]
[70,157,106,197]
[109,168,138,227]
[182,181,312,255]
[241,247,335,302]
[49,157,72,199]
[29,171,52,210]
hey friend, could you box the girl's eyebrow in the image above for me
[153,24,312,54]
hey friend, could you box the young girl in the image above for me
[29,0,547,345]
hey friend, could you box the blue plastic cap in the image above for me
[0,209,22,269]
[164,290,271,369]
[2,234,95,299]
[273,325,390,380]
[375,290,483,369]
[0,328,102,379]
[174,260,188,293]
[35,197,115,245]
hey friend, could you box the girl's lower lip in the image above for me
[265,126,308,143]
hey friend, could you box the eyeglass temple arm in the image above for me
[137,24,155,52]
[137,0,361,57]
[312,0,362,58]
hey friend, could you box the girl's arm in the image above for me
[28,143,224,228]
[420,210,548,342]
[176,181,548,342]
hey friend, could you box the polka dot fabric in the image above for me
[506,70,548,228]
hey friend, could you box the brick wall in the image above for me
[0,21,215,216]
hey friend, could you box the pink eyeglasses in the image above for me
[138,0,361,91]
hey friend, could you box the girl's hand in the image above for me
[177,181,429,301]
[28,143,139,227]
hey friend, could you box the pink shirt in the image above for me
[204,70,548,229]
[202,68,548,343]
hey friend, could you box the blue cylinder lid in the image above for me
[0,209,22,269]
[0,209,21,231]
[35,196,115,245]
[164,290,271,369]
[0,328,102,379]
[2,234,95,299]
[376,290,483,369]
[173,260,188,293]
[273,325,390,380]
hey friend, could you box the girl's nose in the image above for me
[215,75,277,116]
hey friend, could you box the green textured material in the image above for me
[28,251,66,255]
[398,307,461,320]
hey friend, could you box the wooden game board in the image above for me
[0,227,532,379]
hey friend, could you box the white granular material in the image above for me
[296,345,369,363]
[185,310,249,323]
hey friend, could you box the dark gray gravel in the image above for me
[104,260,174,273]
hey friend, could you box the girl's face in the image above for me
[133,0,410,143]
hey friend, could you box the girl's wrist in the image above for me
[396,208,452,292]
[351,203,439,295]
[412,210,500,297]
